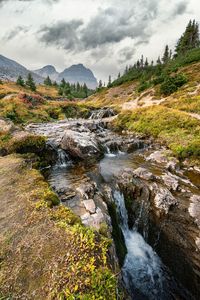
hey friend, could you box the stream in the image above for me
[26,114,200,299]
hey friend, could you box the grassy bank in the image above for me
[0,155,119,299]
[114,106,200,159]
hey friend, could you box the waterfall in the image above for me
[113,190,166,300]
[105,145,117,157]
[56,149,70,167]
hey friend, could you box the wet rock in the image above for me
[147,150,179,170]
[76,181,97,199]
[133,167,155,181]
[161,173,179,191]
[61,129,101,159]
[188,195,200,228]
[153,185,178,214]
[89,108,116,119]
[83,199,96,214]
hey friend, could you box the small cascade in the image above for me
[56,149,70,167]
[113,190,166,300]
[89,108,116,120]
[105,145,117,157]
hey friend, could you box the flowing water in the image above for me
[31,116,198,300]
[44,149,195,300]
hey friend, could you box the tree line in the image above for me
[98,19,200,89]
[16,73,91,98]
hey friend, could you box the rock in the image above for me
[61,129,101,159]
[153,186,178,214]
[83,199,96,214]
[76,181,97,200]
[0,118,15,133]
[133,167,155,181]
[188,195,200,228]
[161,173,179,191]
[147,150,179,170]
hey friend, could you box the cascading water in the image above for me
[56,149,70,167]
[113,190,168,300]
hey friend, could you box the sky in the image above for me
[0,0,199,82]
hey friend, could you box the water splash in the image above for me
[113,190,166,300]
[56,149,70,167]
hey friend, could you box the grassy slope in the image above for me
[0,82,90,124]
[0,155,118,299]
[86,60,200,161]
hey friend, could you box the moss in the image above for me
[43,190,60,207]
[6,135,46,154]
[50,206,81,225]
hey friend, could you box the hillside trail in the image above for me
[121,89,200,121]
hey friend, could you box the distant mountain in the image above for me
[58,64,97,89]
[34,65,58,81]
[35,63,98,89]
[0,54,43,83]
[0,54,98,89]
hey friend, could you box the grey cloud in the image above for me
[80,4,155,49]
[172,1,189,16]
[3,26,30,41]
[0,0,59,5]
[118,47,136,63]
[38,20,83,51]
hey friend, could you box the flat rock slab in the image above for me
[83,199,96,214]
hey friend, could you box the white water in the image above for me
[113,190,166,300]
[56,149,70,167]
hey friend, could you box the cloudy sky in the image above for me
[0,0,199,82]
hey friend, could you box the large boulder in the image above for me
[61,129,101,160]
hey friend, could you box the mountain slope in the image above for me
[0,54,43,83]
[34,65,59,81]
[58,64,98,89]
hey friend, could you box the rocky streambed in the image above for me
[26,112,200,299]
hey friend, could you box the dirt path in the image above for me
[0,156,75,299]
[188,112,200,120]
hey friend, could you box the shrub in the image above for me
[7,135,46,154]
[160,77,178,95]
[160,73,187,95]
[19,93,46,107]
[137,81,151,93]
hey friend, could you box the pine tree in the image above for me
[26,73,36,91]
[76,82,80,92]
[156,56,161,65]
[118,72,121,79]
[60,78,66,88]
[175,20,200,56]
[44,76,52,86]
[144,58,149,68]
[107,75,112,87]
[162,45,170,64]
[16,75,25,87]
[98,80,103,89]
[83,83,88,98]
[124,65,129,74]
[140,55,144,68]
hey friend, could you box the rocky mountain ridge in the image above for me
[0,54,98,89]
[35,63,98,89]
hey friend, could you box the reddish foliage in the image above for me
[19,93,45,107]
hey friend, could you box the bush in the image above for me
[160,73,187,95]
[137,81,151,93]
